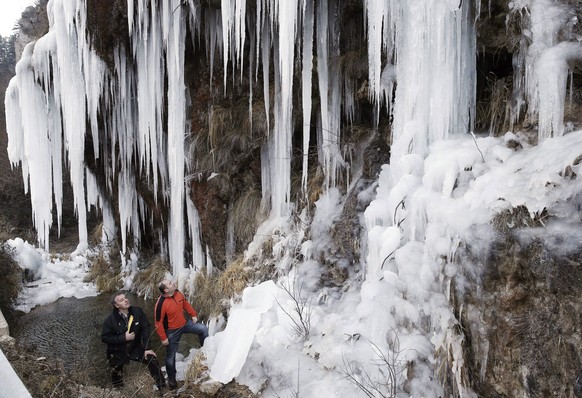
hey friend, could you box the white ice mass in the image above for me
[3,0,582,396]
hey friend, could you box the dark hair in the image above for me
[158,282,167,294]
[110,290,126,307]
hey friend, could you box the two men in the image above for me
[154,279,209,390]
[100,291,166,391]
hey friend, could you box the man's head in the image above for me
[111,291,130,311]
[159,279,176,297]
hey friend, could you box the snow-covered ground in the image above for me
[6,238,97,313]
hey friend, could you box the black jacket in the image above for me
[101,305,153,366]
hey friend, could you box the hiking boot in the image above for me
[168,379,178,390]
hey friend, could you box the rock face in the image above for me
[14,0,49,61]
[482,241,582,397]
[456,205,582,397]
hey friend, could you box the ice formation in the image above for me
[4,5,579,393]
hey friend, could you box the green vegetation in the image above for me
[0,244,22,323]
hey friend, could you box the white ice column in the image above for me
[316,0,343,191]
[389,0,475,179]
[516,0,582,140]
[164,0,188,280]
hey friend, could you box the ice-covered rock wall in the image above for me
[4,0,580,289]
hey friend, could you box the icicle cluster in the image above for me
[362,1,478,395]
[6,0,204,285]
[5,0,105,251]
[511,0,582,139]
[6,0,482,294]
[364,0,477,260]
[6,0,388,272]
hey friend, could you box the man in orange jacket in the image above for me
[154,279,209,390]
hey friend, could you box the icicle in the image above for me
[269,0,298,217]
[388,0,475,181]
[5,0,113,252]
[248,13,256,135]
[6,46,53,249]
[53,0,91,252]
[513,0,582,140]
[536,42,582,139]
[235,0,247,79]
[301,0,314,196]
[219,0,248,83]
[186,195,205,270]
[118,171,139,254]
[164,0,188,282]
[316,0,343,191]
[261,24,271,133]
[131,0,167,199]
[86,170,116,243]
[260,143,271,213]
[363,0,477,271]
[221,0,234,91]
[364,0,391,120]
[205,8,223,84]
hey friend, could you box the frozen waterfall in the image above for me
[4,0,577,296]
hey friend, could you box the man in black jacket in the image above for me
[101,291,166,392]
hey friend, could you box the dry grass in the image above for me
[487,76,512,136]
[476,75,512,136]
[0,339,123,398]
[217,257,253,297]
[194,99,268,174]
[3,337,257,398]
[89,222,104,246]
[191,270,225,318]
[307,167,325,207]
[185,351,209,382]
[84,252,122,293]
[491,204,548,234]
[133,256,171,300]
[477,0,524,53]
[190,256,277,320]
[191,258,251,318]
[232,186,264,248]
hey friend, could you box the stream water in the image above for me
[10,293,201,386]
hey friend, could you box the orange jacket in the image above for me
[154,290,197,341]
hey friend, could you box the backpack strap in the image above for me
[155,296,169,330]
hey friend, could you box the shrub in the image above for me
[0,243,22,322]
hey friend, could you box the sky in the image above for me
[0,1,36,37]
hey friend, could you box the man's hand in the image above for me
[162,338,169,346]
[125,331,135,341]
[144,349,156,357]
[192,317,198,323]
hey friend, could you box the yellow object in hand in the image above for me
[128,315,134,331]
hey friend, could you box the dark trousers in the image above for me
[111,354,165,388]
[165,319,209,381]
